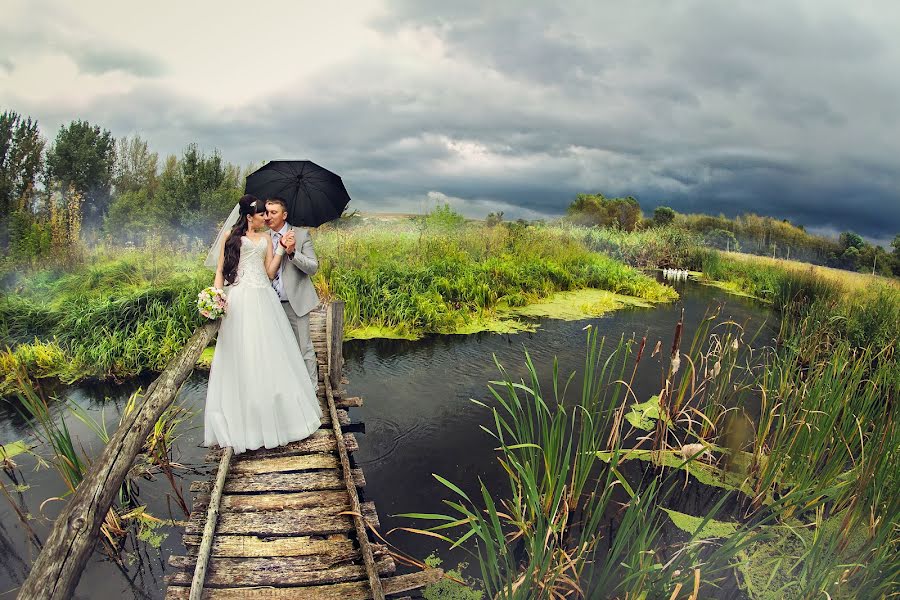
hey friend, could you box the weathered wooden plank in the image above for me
[336,396,363,409]
[206,432,358,461]
[184,507,349,537]
[181,535,353,558]
[189,468,365,494]
[183,502,380,536]
[18,321,221,600]
[166,555,395,588]
[192,490,349,513]
[228,453,337,475]
[165,570,444,599]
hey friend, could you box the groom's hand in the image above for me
[284,231,297,255]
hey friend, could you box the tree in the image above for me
[45,120,115,225]
[567,193,642,231]
[139,145,241,240]
[839,231,865,252]
[0,110,45,246]
[652,206,676,227]
[485,211,504,226]
[704,228,740,252]
[891,234,900,276]
[113,135,158,196]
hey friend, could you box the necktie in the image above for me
[273,234,282,294]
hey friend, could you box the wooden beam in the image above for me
[17,322,220,600]
[190,447,233,600]
[326,301,345,392]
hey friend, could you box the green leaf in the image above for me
[433,473,471,502]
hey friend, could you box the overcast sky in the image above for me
[2,0,898,242]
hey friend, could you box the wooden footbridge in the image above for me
[17,302,441,600]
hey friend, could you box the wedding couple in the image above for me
[203,194,322,454]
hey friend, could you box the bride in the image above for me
[204,194,322,454]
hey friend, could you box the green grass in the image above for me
[315,220,676,338]
[2,220,676,390]
[403,285,898,598]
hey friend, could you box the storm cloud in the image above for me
[1,0,898,240]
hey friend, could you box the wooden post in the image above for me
[326,301,345,392]
[323,357,385,600]
[17,322,220,600]
[189,446,232,600]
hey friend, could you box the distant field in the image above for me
[721,251,899,293]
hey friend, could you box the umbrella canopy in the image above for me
[244,160,351,227]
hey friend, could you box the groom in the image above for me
[264,197,320,390]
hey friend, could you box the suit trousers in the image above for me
[281,301,318,386]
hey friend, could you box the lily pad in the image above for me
[624,396,670,431]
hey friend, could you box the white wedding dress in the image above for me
[204,236,322,454]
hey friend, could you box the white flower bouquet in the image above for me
[197,287,227,320]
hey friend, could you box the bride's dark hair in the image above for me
[222,194,266,285]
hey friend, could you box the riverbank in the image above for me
[1,220,677,393]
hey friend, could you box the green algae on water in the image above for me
[662,508,738,538]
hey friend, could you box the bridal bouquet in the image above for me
[197,287,227,320]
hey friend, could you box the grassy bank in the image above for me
[316,220,676,339]
[700,251,899,350]
[410,293,899,599]
[1,219,676,392]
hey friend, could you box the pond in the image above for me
[0,279,772,599]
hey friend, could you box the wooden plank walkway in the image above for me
[165,304,441,599]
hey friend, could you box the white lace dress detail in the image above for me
[234,236,271,289]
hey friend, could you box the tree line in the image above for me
[567,192,900,277]
[1,109,247,263]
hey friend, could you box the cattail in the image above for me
[671,352,681,375]
[635,335,647,364]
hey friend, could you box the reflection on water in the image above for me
[0,280,772,598]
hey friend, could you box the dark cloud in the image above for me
[67,45,165,77]
[7,0,900,242]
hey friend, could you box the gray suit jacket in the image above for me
[273,226,320,317]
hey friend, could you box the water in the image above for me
[0,280,772,599]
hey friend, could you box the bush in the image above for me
[424,203,466,229]
[704,228,740,252]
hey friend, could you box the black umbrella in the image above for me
[244,160,351,227]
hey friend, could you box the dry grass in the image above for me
[721,251,899,294]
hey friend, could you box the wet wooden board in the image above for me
[181,534,354,558]
[166,555,396,587]
[189,468,365,494]
[183,502,380,536]
[227,453,338,475]
[191,490,350,513]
